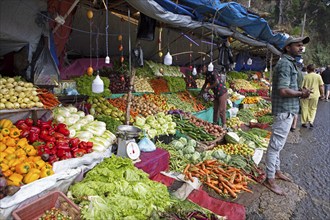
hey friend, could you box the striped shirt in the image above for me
[271,54,301,115]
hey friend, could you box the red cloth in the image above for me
[134,148,170,179]
[151,173,246,220]
[59,58,113,80]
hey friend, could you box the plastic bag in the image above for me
[138,136,156,152]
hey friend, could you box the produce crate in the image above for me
[12,191,80,220]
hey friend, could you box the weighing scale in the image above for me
[116,125,142,161]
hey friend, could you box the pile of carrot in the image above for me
[178,91,205,112]
[183,160,254,198]
[108,98,138,118]
[37,88,60,109]
[149,78,169,94]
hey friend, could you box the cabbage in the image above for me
[67,105,78,113]
[75,131,94,141]
[178,137,188,146]
[157,118,166,124]
[77,111,85,117]
[191,152,201,162]
[146,115,155,123]
[157,112,166,118]
[168,129,176,135]
[183,145,195,154]
[141,124,151,130]
[147,129,157,139]
[168,122,176,129]
[171,140,184,150]
[212,149,227,160]
[164,115,172,122]
[57,108,71,117]
[135,116,146,127]
[225,132,240,144]
[184,154,192,160]
[187,139,197,148]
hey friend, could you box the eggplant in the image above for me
[41,153,50,161]
[5,185,21,196]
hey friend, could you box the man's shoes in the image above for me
[290,128,296,132]
[310,123,314,128]
[301,124,308,128]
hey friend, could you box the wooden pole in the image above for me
[126,68,135,125]
[53,0,80,34]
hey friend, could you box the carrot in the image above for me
[219,183,224,190]
[183,164,190,174]
[191,172,200,178]
[242,187,253,193]
[206,174,211,184]
[230,171,236,183]
[222,182,237,198]
[201,163,206,170]
[204,159,217,166]
[188,172,194,182]
[206,183,222,194]
[223,188,228,194]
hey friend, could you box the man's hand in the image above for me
[300,88,311,99]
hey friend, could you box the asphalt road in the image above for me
[278,100,330,219]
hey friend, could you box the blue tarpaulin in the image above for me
[234,52,266,72]
[153,0,288,49]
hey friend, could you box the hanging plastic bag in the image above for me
[138,135,156,152]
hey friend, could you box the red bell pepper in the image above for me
[56,148,66,158]
[73,149,86,158]
[37,120,52,130]
[57,142,70,151]
[69,138,80,148]
[57,127,70,136]
[55,123,67,131]
[15,120,30,131]
[45,142,55,149]
[38,146,51,155]
[56,137,70,145]
[40,134,56,143]
[86,141,93,149]
[20,130,30,138]
[25,118,34,127]
[30,126,41,134]
[52,132,65,139]
[85,148,93,153]
[48,155,59,165]
[28,132,39,143]
[48,128,55,136]
[78,141,87,149]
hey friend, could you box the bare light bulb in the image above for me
[208,62,214,72]
[164,52,173,65]
[192,67,197,75]
[105,56,110,64]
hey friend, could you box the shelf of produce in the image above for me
[0,108,52,124]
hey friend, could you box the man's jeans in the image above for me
[266,113,294,179]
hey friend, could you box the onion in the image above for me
[0,103,5,109]
[7,78,15,83]
[15,86,23,92]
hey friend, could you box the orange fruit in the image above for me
[118,44,123,51]
[118,35,123,41]
[87,66,93,76]
[87,10,93,19]
[158,51,163,57]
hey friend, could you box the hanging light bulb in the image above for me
[105,56,110,64]
[247,58,253,65]
[92,71,104,93]
[208,62,214,72]
[264,67,268,72]
[192,67,197,76]
[164,51,172,65]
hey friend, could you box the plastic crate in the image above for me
[12,191,80,220]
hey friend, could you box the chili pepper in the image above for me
[57,127,70,136]
[28,132,39,143]
[69,137,80,148]
[73,149,86,158]
[25,118,34,127]
[30,126,40,134]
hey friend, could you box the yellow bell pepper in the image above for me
[15,162,31,174]
[5,137,16,148]
[23,145,34,154]
[40,168,54,178]
[30,168,41,174]
[17,138,28,148]
[1,128,10,136]
[27,148,37,156]
[32,156,42,162]
[7,173,23,186]
[9,128,21,138]
[15,148,26,157]
[4,147,15,154]
[35,160,46,169]
[43,163,52,170]
[8,159,21,168]
[3,169,13,177]
[0,163,9,172]
[5,153,17,161]
[0,133,3,141]
[23,171,40,184]
[0,142,6,151]
[0,151,8,159]
[0,119,13,129]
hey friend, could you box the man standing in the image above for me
[264,36,312,195]
[321,65,330,101]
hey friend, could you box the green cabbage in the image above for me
[212,149,227,160]
[183,145,195,154]
[191,152,201,162]
[187,139,197,148]
[178,137,188,146]
[135,116,146,127]
[171,140,184,150]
